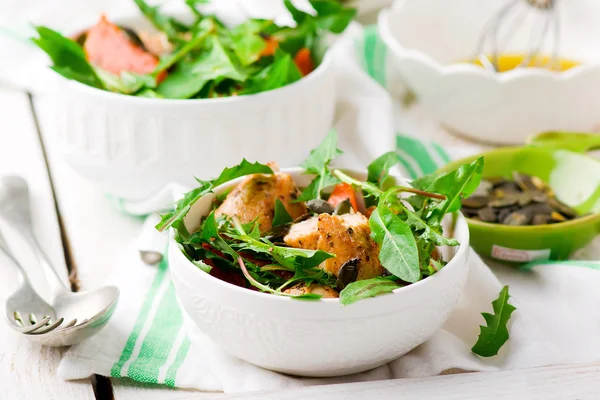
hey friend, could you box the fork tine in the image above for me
[59,318,78,330]
[27,318,64,335]
[14,316,51,333]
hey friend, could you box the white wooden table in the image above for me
[1,86,600,399]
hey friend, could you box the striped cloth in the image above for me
[58,25,600,393]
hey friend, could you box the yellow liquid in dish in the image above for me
[468,54,580,72]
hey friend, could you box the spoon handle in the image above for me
[0,176,68,295]
[0,229,29,286]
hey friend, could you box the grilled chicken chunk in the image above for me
[215,172,307,233]
[284,213,384,280]
[284,283,339,298]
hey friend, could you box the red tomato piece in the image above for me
[294,48,314,76]
[260,37,279,57]
[84,15,166,82]
[328,183,359,212]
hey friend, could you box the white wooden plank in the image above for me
[34,96,222,399]
[215,364,600,400]
[0,89,94,399]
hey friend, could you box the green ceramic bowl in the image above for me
[439,133,600,262]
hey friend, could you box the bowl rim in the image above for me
[55,6,334,105]
[169,166,471,305]
[377,6,600,82]
[439,147,600,231]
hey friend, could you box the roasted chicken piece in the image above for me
[284,213,384,280]
[284,283,339,298]
[215,172,307,233]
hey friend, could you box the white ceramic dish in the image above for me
[53,7,336,201]
[378,0,600,145]
[169,167,470,377]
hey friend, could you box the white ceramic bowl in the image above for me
[169,167,471,377]
[53,9,336,201]
[378,0,600,145]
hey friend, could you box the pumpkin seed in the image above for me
[306,199,334,214]
[477,207,497,223]
[503,211,532,226]
[548,198,578,218]
[333,199,352,215]
[462,195,489,209]
[336,258,359,290]
[532,214,550,225]
[461,171,578,226]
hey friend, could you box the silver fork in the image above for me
[0,176,119,346]
[0,231,72,334]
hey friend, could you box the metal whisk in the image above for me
[475,0,559,71]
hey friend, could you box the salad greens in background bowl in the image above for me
[33,0,357,201]
[163,131,476,376]
[440,132,600,263]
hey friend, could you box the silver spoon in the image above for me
[0,176,119,347]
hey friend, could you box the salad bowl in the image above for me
[50,3,338,201]
[378,0,600,144]
[168,167,471,377]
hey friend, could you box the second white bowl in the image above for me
[378,0,600,145]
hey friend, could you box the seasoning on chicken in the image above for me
[215,172,307,233]
[284,213,384,280]
[284,283,339,298]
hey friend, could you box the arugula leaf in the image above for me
[156,33,247,99]
[367,151,399,188]
[32,26,104,89]
[339,277,401,306]
[227,219,334,270]
[133,0,189,40]
[369,205,420,283]
[230,20,274,66]
[94,69,156,94]
[272,199,293,228]
[308,0,357,34]
[201,212,239,260]
[472,286,516,357]
[398,202,459,247]
[242,51,302,95]
[284,0,310,25]
[412,157,484,219]
[297,130,343,201]
[156,160,273,231]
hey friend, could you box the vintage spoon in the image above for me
[0,176,119,346]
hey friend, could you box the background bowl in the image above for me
[378,0,600,144]
[169,167,470,377]
[53,9,336,201]
[441,146,600,262]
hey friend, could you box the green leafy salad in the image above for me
[156,131,483,304]
[32,0,356,99]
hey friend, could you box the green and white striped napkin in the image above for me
[58,26,600,394]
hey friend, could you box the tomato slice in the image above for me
[84,15,166,82]
[294,48,314,76]
[328,183,359,212]
[260,36,279,57]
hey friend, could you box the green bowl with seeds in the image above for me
[438,132,600,263]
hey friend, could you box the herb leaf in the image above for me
[201,212,238,259]
[157,32,247,99]
[412,157,484,219]
[243,51,302,95]
[369,205,420,283]
[472,286,516,357]
[339,277,400,306]
[367,151,399,188]
[32,26,104,89]
[272,199,293,228]
[297,130,343,201]
[156,160,273,232]
[133,0,188,40]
